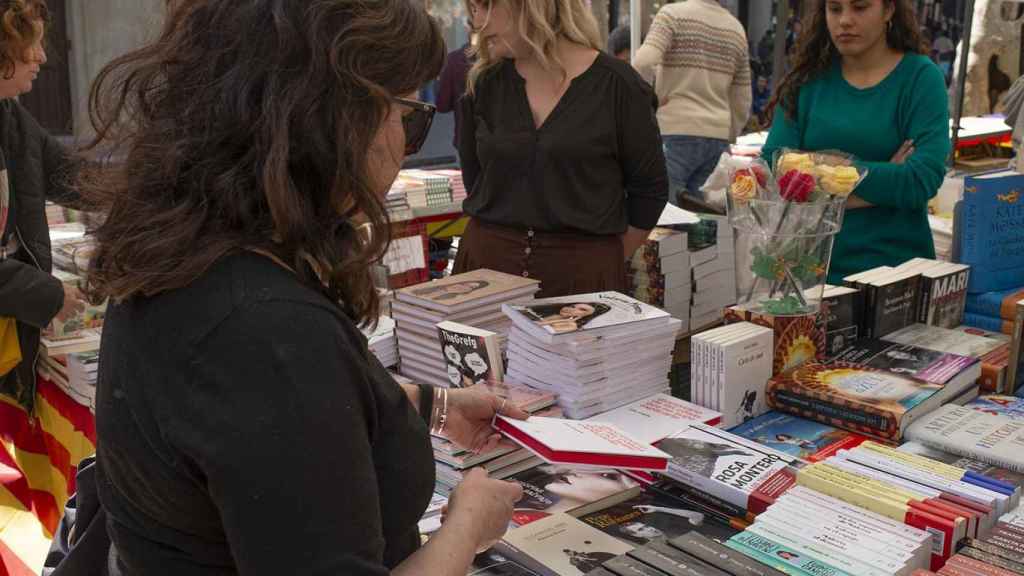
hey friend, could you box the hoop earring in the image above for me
[888,20,894,32]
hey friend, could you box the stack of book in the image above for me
[964,287,1024,336]
[893,258,971,329]
[953,169,1024,295]
[688,215,736,331]
[939,528,1024,576]
[431,382,557,495]
[765,338,981,441]
[432,168,466,204]
[397,169,453,208]
[793,440,1020,569]
[726,485,935,576]
[391,269,540,388]
[689,322,774,428]
[43,269,107,342]
[45,201,67,226]
[362,316,398,369]
[627,227,691,329]
[502,292,683,419]
[38,351,98,412]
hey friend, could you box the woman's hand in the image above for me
[56,284,86,323]
[441,388,529,454]
[891,139,914,164]
[444,468,523,550]
[621,226,651,261]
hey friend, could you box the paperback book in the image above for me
[729,411,870,463]
[905,405,1024,474]
[723,306,827,375]
[503,292,671,344]
[436,321,504,387]
[496,513,635,576]
[576,491,740,547]
[765,358,980,441]
[505,464,641,527]
[585,393,722,445]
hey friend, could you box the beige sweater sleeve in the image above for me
[632,10,673,86]
[730,41,753,141]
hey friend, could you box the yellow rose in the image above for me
[730,174,757,203]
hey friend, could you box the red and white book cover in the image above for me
[493,415,672,472]
[585,393,722,445]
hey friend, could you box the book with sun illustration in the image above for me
[765,358,982,441]
[724,306,826,375]
[436,321,504,387]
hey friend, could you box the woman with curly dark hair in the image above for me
[75,1,527,574]
[0,0,82,409]
[762,0,951,283]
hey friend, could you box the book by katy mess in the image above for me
[502,292,672,344]
[436,321,504,387]
[765,358,979,441]
[966,287,1024,321]
[494,416,672,472]
[396,268,540,313]
[957,170,1024,294]
[729,411,869,463]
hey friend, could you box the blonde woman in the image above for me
[454,0,668,298]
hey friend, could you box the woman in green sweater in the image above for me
[762,0,950,283]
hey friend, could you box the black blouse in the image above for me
[458,52,669,235]
[95,252,435,575]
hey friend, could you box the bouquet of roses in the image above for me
[726,149,868,315]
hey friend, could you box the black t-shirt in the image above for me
[458,52,668,235]
[95,252,435,575]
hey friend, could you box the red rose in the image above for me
[778,170,815,203]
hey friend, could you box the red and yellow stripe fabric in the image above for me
[0,376,96,574]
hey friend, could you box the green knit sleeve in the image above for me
[762,103,802,168]
[854,61,950,211]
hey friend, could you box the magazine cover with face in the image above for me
[505,292,670,338]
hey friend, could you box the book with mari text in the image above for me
[436,321,504,387]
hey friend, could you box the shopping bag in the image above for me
[0,316,21,376]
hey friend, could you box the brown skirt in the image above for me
[453,219,626,299]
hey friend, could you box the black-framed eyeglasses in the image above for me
[393,97,436,156]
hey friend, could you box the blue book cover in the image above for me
[964,312,1013,335]
[965,288,1024,320]
[958,170,1024,293]
[966,394,1024,420]
[728,411,868,463]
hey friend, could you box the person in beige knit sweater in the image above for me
[634,0,751,205]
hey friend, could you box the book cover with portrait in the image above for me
[502,292,672,343]
[436,321,504,387]
[396,268,539,313]
[575,492,739,548]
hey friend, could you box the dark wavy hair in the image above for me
[0,0,48,79]
[80,0,445,324]
[769,0,927,122]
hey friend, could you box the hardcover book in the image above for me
[957,170,1024,293]
[502,292,672,344]
[830,339,980,388]
[966,287,1024,321]
[436,321,504,387]
[724,306,827,375]
[965,395,1024,421]
[494,416,672,472]
[905,405,1024,474]
[575,492,741,547]
[821,285,864,358]
[917,262,970,329]
[657,424,796,515]
[504,464,641,527]
[729,411,870,463]
[766,359,980,441]
[496,513,635,576]
[585,393,722,445]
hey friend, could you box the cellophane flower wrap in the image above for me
[726,149,868,315]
